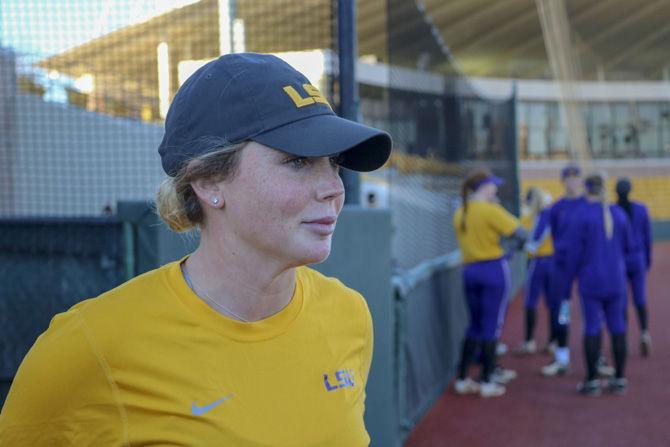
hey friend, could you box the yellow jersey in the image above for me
[453,201,520,264]
[0,261,372,446]
[521,212,554,258]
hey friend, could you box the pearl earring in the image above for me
[212,197,220,205]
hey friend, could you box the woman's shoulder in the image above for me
[631,201,649,214]
[76,261,178,316]
[297,267,367,309]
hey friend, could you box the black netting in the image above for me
[0,0,338,406]
[0,219,125,405]
[370,0,519,270]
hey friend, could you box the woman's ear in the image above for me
[191,178,224,209]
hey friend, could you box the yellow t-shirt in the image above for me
[520,213,554,258]
[453,201,520,264]
[0,261,373,446]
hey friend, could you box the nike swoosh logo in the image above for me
[191,394,234,416]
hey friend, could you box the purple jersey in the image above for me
[549,196,587,263]
[565,202,633,297]
[622,201,652,272]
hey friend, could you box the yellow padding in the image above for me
[521,177,670,220]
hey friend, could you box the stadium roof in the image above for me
[41,0,670,84]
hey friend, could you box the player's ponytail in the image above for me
[525,187,543,220]
[585,172,613,239]
[616,177,633,219]
[460,168,495,232]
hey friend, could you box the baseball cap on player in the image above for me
[470,174,504,191]
[158,53,392,176]
[561,163,581,179]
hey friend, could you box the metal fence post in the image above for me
[337,0,360,205]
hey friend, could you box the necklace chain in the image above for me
[181,263,250,322]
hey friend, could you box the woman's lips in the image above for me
[302,217,337,234]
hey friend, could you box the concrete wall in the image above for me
[0,49,17,215]
[6,94,163,216]
[315,207,397,447]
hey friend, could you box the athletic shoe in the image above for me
[541,341,557,355]
[491,367,518,384]
[541,361,570,377]
[605,377,628,395]
[513,340,537,356]
[496,342,508,356]
[641,332,652,357]
[597,357,615,377]
[453,377,480,395]
[577,379,601,396]
[479,381,506,398]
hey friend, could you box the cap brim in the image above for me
[561,166,581,178]
[252,114,392,172]
[490,175,504,186]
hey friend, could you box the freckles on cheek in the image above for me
[274,184,309,218]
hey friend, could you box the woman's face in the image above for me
[563,174,582,196]
[218,141,345,266]
[478,182,498,202]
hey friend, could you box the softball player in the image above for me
[616,178,653,356]
[565,172,632,395]
[0,53,392,446]
[513,187,554,355]
[453,168,526,398]
[541,164,586,376]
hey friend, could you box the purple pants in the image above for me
[580,292,627,337]
[463,258,511,341]
[524,256,553,310]
[626,268,647,307]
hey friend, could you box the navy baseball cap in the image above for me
[158,53,392,176]
[561,163,581,179]
[470,174,504,191]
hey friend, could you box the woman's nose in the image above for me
[316,162,345,202]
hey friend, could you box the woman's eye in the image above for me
[288,157,308,169]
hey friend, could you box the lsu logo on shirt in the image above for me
[323,369,355,392]
[283,84,331,109]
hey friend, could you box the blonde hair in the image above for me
[584,171,613,239]
[156,142,246,232]
[525,187,544,219]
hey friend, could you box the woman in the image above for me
[616,177,653,356]
[452,168,526,398]
[566,172,632,396]
[0,53,392,445]
[540,163,586,376]
[514,187,555,355]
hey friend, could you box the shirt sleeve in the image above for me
[0,310,127,446]
[489,203,521,237]
[358,296,374,387]
[525,209,551,254]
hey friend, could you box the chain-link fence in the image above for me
[375,0,519,438]
[0,0,340,406]
[0,219,125,402]
[1,1,520,437]
[376,0,518,271]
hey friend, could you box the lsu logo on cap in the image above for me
[283,84,331,109]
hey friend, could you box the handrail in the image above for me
[392,250,462,298]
